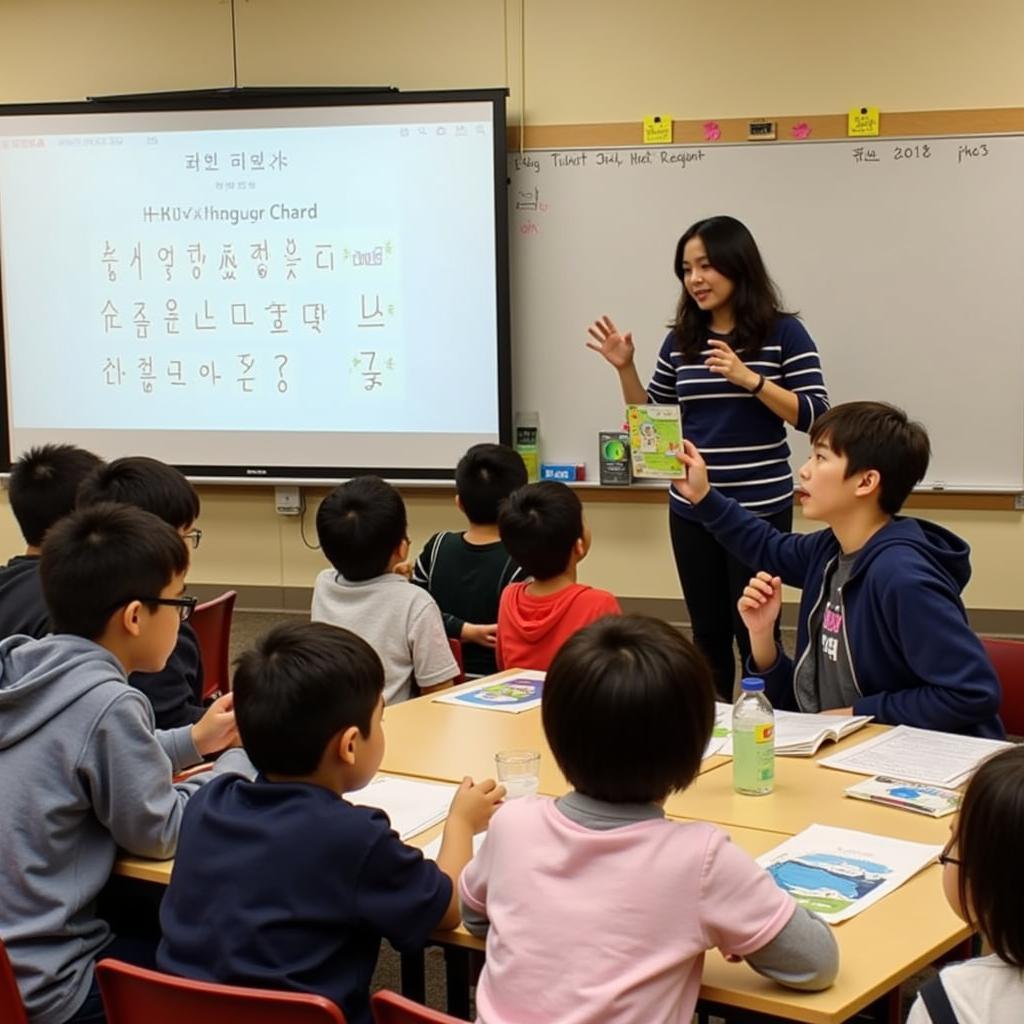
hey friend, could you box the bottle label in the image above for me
[754,723,774,743]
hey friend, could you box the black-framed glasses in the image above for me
[183,528,202,550]
[136,596,198,623]
[938,837,961,867]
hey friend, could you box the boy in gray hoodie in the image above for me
[0,502,251,1024]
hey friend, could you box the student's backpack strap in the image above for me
[918,974,960,1024]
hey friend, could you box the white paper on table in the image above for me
[420,831,488,862]
[817,725,1011,786]
[347,775,456,840]
[432,671,546,714]
[756,824,942,924]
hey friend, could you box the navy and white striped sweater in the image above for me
[646,315,830,519]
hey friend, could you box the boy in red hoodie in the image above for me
[496,482,621,671]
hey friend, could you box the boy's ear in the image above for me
[336,725,362,767]
[454,494,464,514]
[114,600,145,639]
[854,469,882,500]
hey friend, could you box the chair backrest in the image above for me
[371,990,462,1024]
[96,959,347,1024]
[980,635,1024,736]
[190,590,237,701]
[448,638,466,686]
[0,937,29,1024]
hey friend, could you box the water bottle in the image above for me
[732,677,775,796]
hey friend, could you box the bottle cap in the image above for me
[740,677,765,692]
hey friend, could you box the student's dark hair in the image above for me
[76,456,200,530]
[455,444,529,524]
[7,444,104,547]
[809,401,930,515]
[498,481,582,581]
[316,476,407,581]
[233,621,385,776]
[670,215,791,362]
[39,502,189,639]
[954,745,1024,966]
[543,616,715,803]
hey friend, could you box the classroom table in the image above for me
[115,680,972,1023]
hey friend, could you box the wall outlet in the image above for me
[274,486,302,516]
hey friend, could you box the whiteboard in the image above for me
[509,135,1024,491]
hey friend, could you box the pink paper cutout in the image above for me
[791,122,812,140]
[703,121,722,142]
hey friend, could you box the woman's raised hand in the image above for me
[586,315,635,370]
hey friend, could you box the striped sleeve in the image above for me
[646,333,679,405]
[778,319,829,433]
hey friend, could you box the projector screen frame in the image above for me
[0,86,512,483]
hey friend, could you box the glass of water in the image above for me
[495,750,541,799]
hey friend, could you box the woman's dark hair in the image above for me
[542,615,715,803]
[954,745,1024,966]
[233,621,385,776]
[670,215,790,362]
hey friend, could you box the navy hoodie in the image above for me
[691,489,1004,738]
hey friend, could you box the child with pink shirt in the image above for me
[460,615,839,1024]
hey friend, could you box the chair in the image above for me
[448,639,466,685]
[980,635,1024,736]
[96,959,347,1024]
[190,590,237,702]
[0,937,29,1024]
[371,990,462,1024]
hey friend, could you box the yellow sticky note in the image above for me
[643,115,673,145]
[848,106,880,137]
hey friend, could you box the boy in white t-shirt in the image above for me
[460,615,838,1024]
[312,476,458,704]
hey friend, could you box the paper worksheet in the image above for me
[757,824,942,924]
[420,832,488,861]
[348,775,457,840]
[817,725,1011,787]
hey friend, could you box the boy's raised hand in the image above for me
[671,439,711,504]
[449,776,506,834]
[737,572,783,637]
[191,692,241,756]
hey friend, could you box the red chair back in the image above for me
[96,959,347,1024]
[371,990,462,1024]
[448,639,466,686]
[0,937,29,1024]
[191,590,237,701]
[981,635,1024,735]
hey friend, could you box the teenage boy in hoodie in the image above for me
[672,401,1003,738]
[0,444,103,639]
[496,481,621,671]
[0,503,247,1024]
[77,457,207,730]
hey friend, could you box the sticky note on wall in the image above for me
[643,115,673,144]
[848,106,880,137]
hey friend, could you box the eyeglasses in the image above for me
[938,837,961,867]
[183,528,202,550]
[135,596,198,623]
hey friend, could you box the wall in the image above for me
[2,0,1023,613]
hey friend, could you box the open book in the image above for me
[713,703,872,757]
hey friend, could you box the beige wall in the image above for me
[2,0,1023,609]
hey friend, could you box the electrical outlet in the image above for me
[275,486,302,516]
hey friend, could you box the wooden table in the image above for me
[116,682,971,1023]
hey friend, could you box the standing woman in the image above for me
[587,215,829,700]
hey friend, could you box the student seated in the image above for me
[0,443,103,639]
[496,481,620,671]
[0,503,245,1024]
[77,457,208,729]
[158,621,503,1024]
[460,616,838,1022]
[411,443,528,677]
[673,401,1003,737]
[907,745,1024,1023]
[312,476,458,703]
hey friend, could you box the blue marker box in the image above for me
[541,463,586,482]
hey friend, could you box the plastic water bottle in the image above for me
[732,677,775,796]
